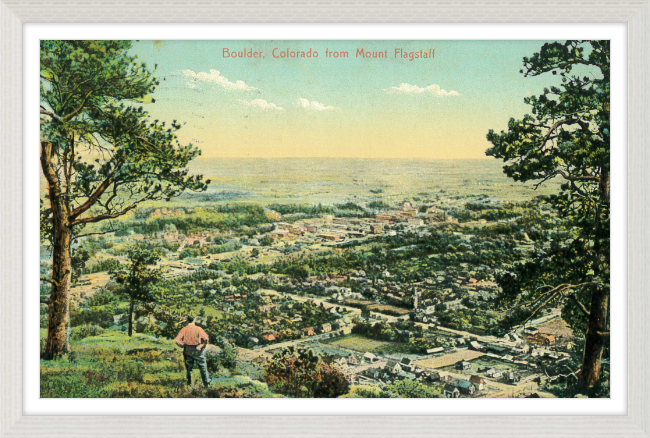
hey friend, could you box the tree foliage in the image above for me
[110,248,163,336]
[40,40,208,358]
[40,40,209,242]
[264,347,349,398]
[486,40,610,389]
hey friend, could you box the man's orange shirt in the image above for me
[174,323,209,347]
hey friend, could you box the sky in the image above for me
[129,40,565,159]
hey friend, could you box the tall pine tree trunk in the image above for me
[41,141,72,359]
[580,286,609,388]
[579,166,610,389]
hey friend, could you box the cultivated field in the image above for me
[324,334,403,353]
[414,350,485,369]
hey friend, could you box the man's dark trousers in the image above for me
[183,344,210,386]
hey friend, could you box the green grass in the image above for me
[40,328,279,398]
[322,334,409,354]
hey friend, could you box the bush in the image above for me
[264,347,349,398]
[117,360,146,383]
[70,325,106,341]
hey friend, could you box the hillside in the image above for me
[40,328,281,398]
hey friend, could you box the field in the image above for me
[414,350,485,369]
[323,334,406,354]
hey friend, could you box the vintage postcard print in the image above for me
[39,40,610,399]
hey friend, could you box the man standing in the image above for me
[174,316,210,387]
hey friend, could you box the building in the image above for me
[469,375,486,391]
[469,341,484,351]
[421,370,441,383]
[261,333,276,342]
[302,327,316,336]
[443,384,460,398]
[454,379,476,395]
[385,360,403,374]
[505,371,520,384]
[524,326,539,335]
[363,352,378,363]
[485,368,503,378]
[319,323,332,333]
[455,361,471,371]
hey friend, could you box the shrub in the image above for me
[117,360,146,383]
[70,325,106,341]
[264,347,349,398]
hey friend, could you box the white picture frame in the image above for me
[1,1,648,436]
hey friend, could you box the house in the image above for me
[505,371,520,384]
[485,368,503,378]
[400,358,414,371]
[422,370,441,383]
[385,360,403,374]
[426,347,444,354]
[443,384,460,398]
[258,304,276,313]
[469,375,486,391]
[469,341,484,351]
[486,344,508,355]
[319,323,332,333]
[442,375,457,385]
[346,355,358,365]
[261,334,276,342]
[302,327,316,336]
[363,352,378,363]
[454,379,476,395]
[455,361,471,371]
[524,326,539,335]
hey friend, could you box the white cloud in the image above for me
[384,83,460,97]
[238,99,284,111]
[296,98,338,111]
[182,69,258,92]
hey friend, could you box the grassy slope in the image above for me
[40,329,280,398]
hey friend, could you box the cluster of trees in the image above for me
[351,322,435,354]
[264,347,349,398]
[112,205,269,235]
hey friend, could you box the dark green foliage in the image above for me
[111,248,163,336]
[40,40,209,243]
[368,200,391,210]
[84,258,121,274]
[486,41,610,389]
[70,325,106,341]
[70,248,90,284]
[335,202,364,211]
[264,347,349,398]
[260,235,274,246]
